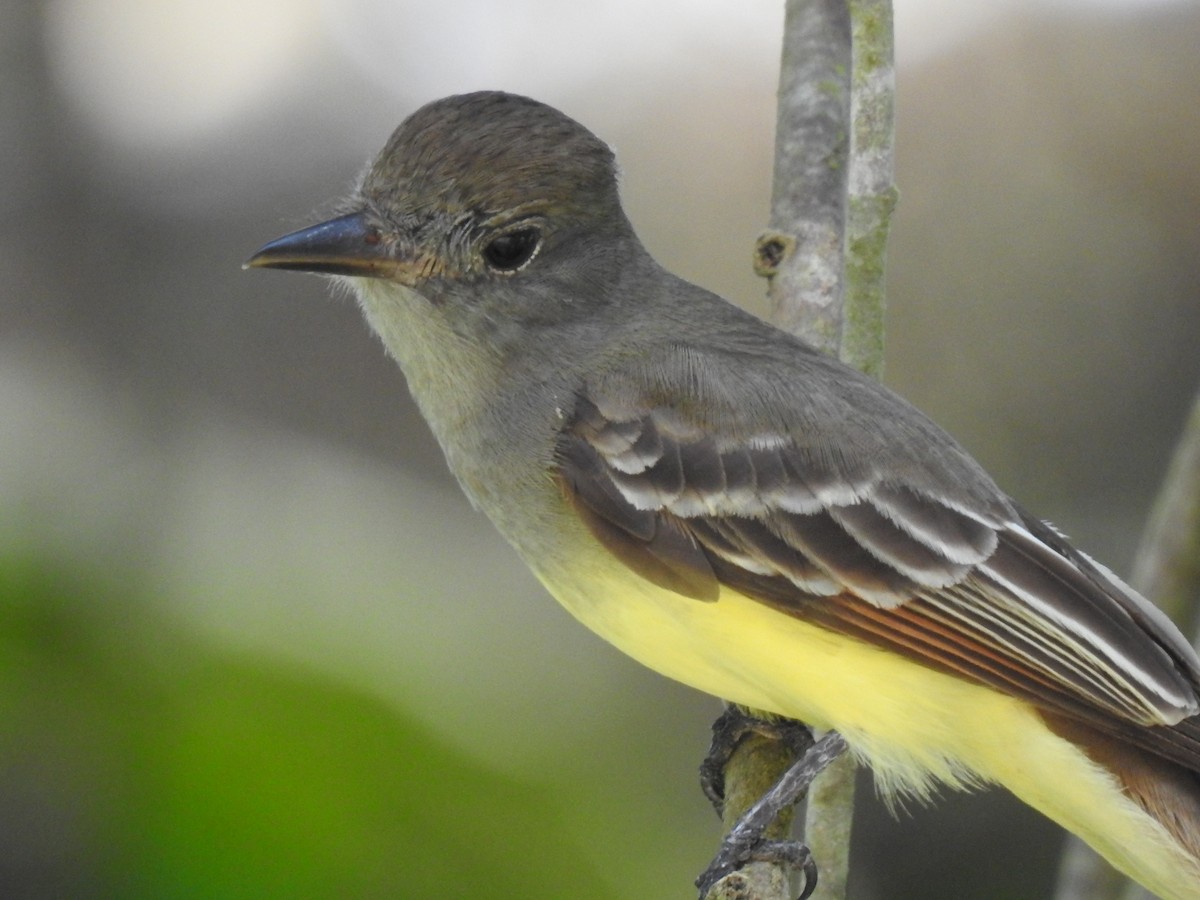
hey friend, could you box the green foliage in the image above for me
[0,556,616,898]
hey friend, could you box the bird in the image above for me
[247,91,1200,899]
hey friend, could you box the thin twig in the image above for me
[1131,389,1200,634]
[1054,387,1200,900]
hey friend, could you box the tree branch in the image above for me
[1054,385,1200,900]
[705,731,809,900]
[1131,388,1200,635]
[802,7,895,899]
[755,0,852,356]
[708,2,897,899]
[842,0,897,379]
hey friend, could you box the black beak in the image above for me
[244,212,396,278]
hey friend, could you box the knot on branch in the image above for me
[754,231,797,278]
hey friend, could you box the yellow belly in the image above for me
[536,542,1200,900]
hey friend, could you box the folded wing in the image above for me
[557,388,1200,771]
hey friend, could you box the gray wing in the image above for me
[555,361,1200,771]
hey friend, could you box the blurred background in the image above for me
[3,0,1199,897]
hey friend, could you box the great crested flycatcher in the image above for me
[248,91,1200,899]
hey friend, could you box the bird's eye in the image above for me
[482,228,541,272]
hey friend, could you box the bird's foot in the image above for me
[695,834,817,900]
[697,726,848,900]
[699,705,814,814]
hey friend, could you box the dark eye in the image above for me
[482,228,541,272]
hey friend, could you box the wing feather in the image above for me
[556,390,1200,771]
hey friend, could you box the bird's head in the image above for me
[247,92,636,329]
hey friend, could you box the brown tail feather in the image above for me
[1044,712,1200,863]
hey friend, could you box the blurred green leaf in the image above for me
[0,554,616,899]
